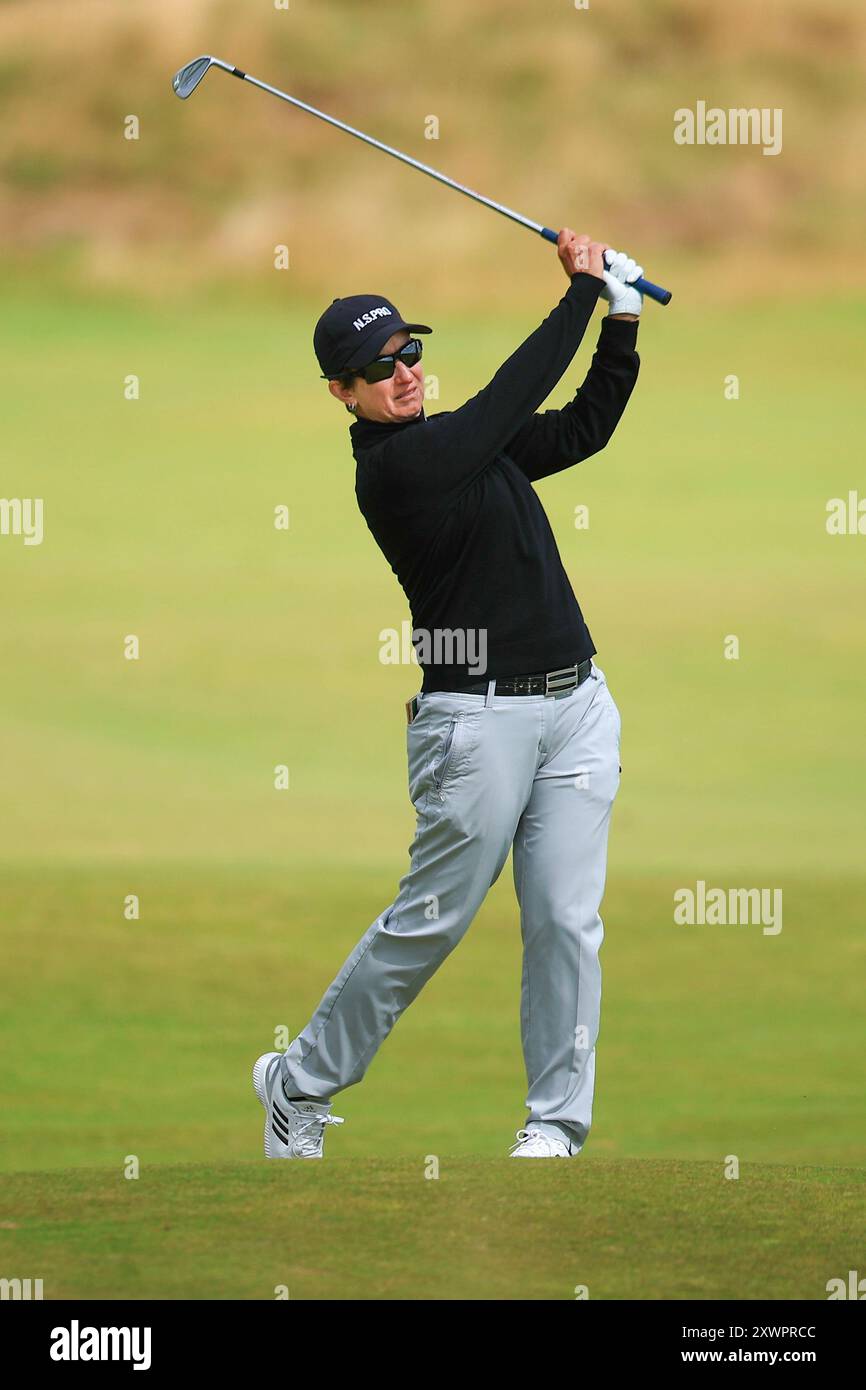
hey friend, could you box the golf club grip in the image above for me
[540,225,671,305]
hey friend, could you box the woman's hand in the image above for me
[557,229,607,282]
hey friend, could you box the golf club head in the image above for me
[172,55,226,99]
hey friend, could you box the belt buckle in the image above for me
[545,663,578,696]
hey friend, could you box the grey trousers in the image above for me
[280,663,621,1151]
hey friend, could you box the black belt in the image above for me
[438,658,593,698]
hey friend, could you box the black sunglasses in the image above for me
[355,338,424,384]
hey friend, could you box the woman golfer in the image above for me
[254,231,642,1158]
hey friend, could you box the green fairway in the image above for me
[2,287,864,1297]
[0,866,862,1173]
[1,1158,862,1300]
[2,287,865,875]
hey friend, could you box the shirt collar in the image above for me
[350,407,427,453]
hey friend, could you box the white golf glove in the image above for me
[601,248,644,318]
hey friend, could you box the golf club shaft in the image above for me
[240,71,549,231]
[209,62,672,305]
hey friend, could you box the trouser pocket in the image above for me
[432,714,463,793]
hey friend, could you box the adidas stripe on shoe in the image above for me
[252,1052,344,1159]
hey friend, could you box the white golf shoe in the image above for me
[509,1127,574,1158]
[253,1052,344,1159]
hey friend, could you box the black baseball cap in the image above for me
[314,293,432,379]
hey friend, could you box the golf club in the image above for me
[172,54,672,306]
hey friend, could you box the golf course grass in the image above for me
[1,1158,862,1301]
[2,284,864,1298]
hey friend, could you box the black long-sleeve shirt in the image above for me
[350,271,639,692]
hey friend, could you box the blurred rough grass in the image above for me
[0,0,864,304]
